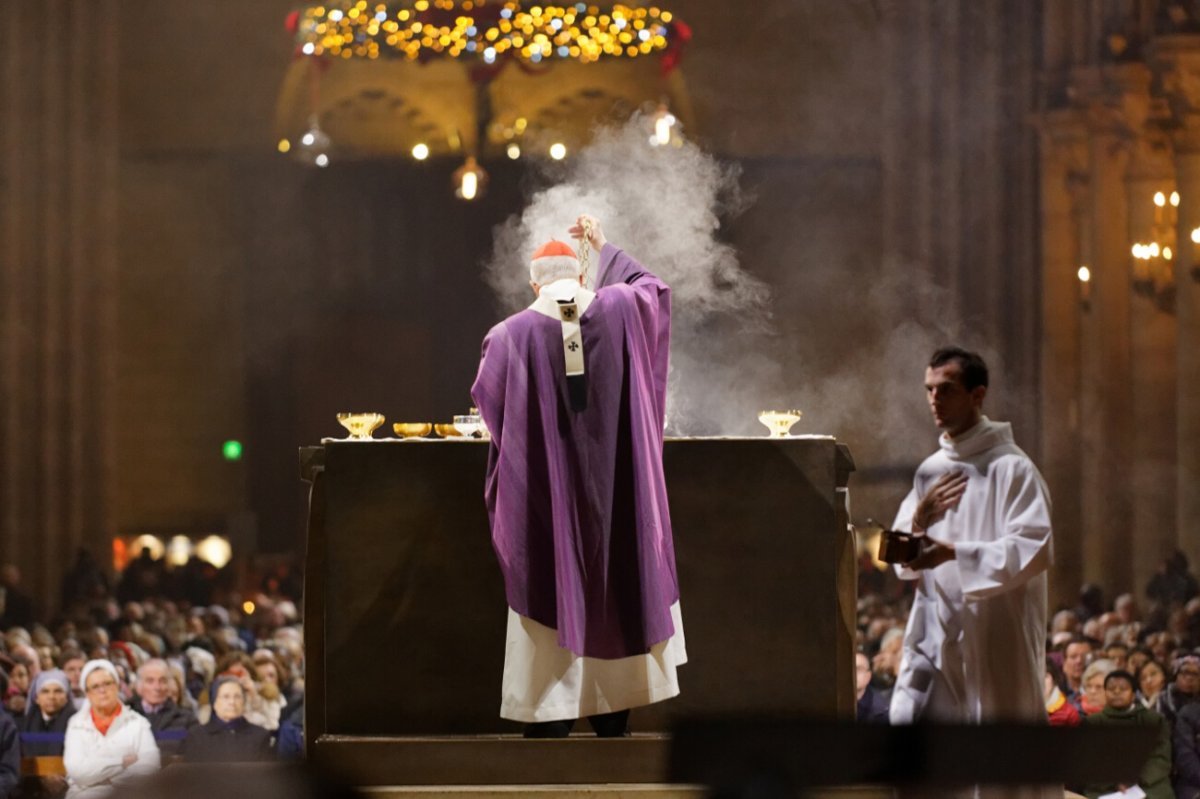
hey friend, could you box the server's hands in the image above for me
[912,471,967,532]
[904,537,956,570]
[569,215,607,252]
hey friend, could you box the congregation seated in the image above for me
[4,660,31,718]
[1138,658,1168,711]
[1084,671,1173,799]
[128,659,195,756]
[181,677,273,763]
[63,661,159,799]
[0,702,21,799]
[1157,654,1200,726]
[1045,657,1080,726]
[20,670,75,756]
[1078,658,1117,716]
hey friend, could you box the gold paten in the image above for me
[337,412,386,440]
[433,423,463,438]
[758,409,803,438]
[393,422,433,438]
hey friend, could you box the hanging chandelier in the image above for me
[289,1,682,65]
[1131,189,1178,309]
[275,0,693,196]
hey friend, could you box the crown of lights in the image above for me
[290,0,680,64]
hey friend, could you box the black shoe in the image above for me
[588,710,630,738]
[524,719,575,738]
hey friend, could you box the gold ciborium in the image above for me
[393,422,432,439]
[336,412,385,440]
[758,409,803,438]
[433,423,463,438]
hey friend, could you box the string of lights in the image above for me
[290,1,678,65]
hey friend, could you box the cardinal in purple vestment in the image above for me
[471,216,685,732]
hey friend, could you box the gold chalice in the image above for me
[433,423,463,438]
[336,412,385,440]
[393,422,433,439]
[758,409,803,438]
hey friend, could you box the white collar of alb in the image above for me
[938,416,1014,460]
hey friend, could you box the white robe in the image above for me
[891,417,1053,726]
[500,601,687,723]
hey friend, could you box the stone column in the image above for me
[1125,134,1179,595]
[1036,108,1089,608]
[1154,35,1200,570]
[0,0,119,608]
[1073,64,1139,595]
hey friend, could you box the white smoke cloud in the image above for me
[484,115,1010,449]
[485,114,776,434]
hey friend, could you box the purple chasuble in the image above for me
[470,244,678,659]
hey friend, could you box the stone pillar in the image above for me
[1154,35,1200,570]
[0,0,119,609]
[879,0,1041,435]
[1036,108,1089,608]
[1125,140,1179,594]
[1073,65,1139,595]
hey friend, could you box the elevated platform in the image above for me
[301,437,856,785]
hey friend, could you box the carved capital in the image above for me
[1147,33,1200,119]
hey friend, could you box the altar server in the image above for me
[890,347,1054,733]
[471,215,685,737]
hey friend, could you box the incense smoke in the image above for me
[484,116,1011,468]
[484,115,782,435]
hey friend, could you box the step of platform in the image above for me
[362,785,894,799]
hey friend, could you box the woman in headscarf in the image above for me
[19,669,76,756]
[63,660,160,799]
[181,676,273,762]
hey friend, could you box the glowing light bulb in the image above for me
[243,601,256,614]
[1165,246,1174,260]
[454,156,485,201]
[1132,244,1143,258]
[315,153,330,167]
[277,139,291,153]
[1150,242,1161,257]
[1078,266,1091,283]
[507,143,521,160]
[302,132,316,146]
[653,110,676,146]
[412,143,430,160]
[549,142,567,160]
[1172,191,1181,207]
[1155,191,1167,207]
[1192,227,1200,244]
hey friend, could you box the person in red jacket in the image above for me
[1046,657,1081,726]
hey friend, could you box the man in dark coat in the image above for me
[0,708,20,799]
[129,659,195,755]
[0,567,34,632]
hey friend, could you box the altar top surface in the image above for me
[317,433,837,443]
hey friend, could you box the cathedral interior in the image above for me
[2,1,1199,779]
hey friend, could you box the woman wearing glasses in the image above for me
[63,660,160,799]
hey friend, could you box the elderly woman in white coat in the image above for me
[63,660,160,799]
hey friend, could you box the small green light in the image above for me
[222,440,243,462]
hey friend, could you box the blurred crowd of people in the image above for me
[0,548,304,799]
[856,550,1200,799]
